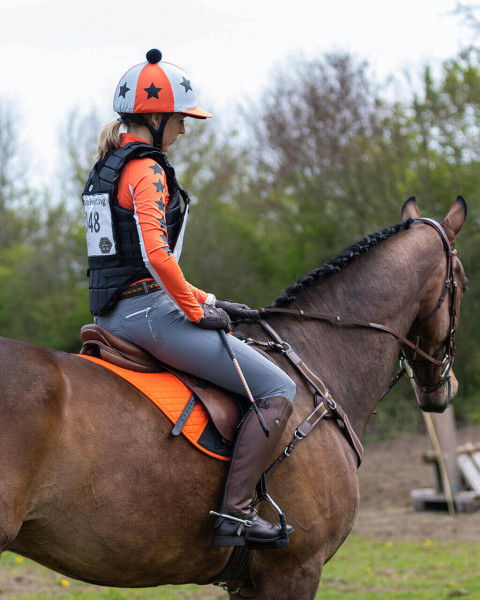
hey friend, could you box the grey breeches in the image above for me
[96,289,296,403]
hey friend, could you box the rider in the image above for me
[82,49,296,548]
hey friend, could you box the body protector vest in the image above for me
[82,142,191,316]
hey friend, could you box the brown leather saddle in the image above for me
[79,324,241,442]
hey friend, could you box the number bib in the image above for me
[82,193,117,257]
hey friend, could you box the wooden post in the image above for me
[427,406,461,494]
[406,360,460,514]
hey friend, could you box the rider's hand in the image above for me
[194,305,232,331]
[216,300,259,320]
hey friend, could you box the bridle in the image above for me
[257,217,459,403]
[394,218,457,401]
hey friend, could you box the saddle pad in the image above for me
[76,354,232,461]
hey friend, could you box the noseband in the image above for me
[258,218,459,402]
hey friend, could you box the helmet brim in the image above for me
[181,107,213,119]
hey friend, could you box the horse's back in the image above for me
[0,337,228,585]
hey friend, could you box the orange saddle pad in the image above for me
[77,354,232,461]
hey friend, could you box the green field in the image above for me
[1,535,479,599]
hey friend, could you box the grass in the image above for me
[320,535,480,599]
[1,535,479,599]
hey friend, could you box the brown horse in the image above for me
[0,198,467,599]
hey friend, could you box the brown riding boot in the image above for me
[213,395,294,548]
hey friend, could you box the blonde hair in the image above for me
[96,120,122,160]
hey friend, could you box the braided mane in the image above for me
[271,219,414,308]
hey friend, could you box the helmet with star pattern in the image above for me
[113,49,212,119]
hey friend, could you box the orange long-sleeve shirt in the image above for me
[117,134,207,321]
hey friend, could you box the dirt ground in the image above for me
[353,424,480,541]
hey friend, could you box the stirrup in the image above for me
[247,475,291,549]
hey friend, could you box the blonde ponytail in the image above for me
[96,120,122,160]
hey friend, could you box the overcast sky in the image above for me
[1,0,474,183]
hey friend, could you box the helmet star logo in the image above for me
[144,82,162,99]
[118,82,130,98]
[180,77,192,92]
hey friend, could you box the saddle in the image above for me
[79,324,241,442]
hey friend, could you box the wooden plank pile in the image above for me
[411,441,480,513]
[410,407,480,514]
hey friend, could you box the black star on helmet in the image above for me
[149,164,163,175]
[180,77,192,92]
[118,82,130,98]
[144,82,162,99]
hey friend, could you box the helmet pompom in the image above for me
[146,49,162,64]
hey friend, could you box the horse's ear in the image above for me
[401,196,420,221]
[442,195,467,238]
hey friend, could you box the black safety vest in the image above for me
[82,142,190,316]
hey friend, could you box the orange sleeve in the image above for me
[188,284,208,304]
[118,158,204,322]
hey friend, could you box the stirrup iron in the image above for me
[249,474,290,549]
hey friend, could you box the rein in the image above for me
[244,218,458,472]
[257,307,446,367]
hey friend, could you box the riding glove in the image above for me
[216,300,259,320]
[195,305,232,331]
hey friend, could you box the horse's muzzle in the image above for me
[416,370,459,413]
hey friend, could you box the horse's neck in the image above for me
[250,233,428,437]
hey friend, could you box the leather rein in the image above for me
[245,218,459,471]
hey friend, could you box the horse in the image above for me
[0,197,467,599]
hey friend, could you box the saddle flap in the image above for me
[168,370,241,442]
[79,324,241,441]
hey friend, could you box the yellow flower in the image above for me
[423,539,433,546]
[384,541,394,548]
[365,566,373,573]
[59,579,70,587]
[15,556,24,563]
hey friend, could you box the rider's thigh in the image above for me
[142,306,296,402]
[97,290,296,403]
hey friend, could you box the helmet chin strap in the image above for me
[121,113,173,150]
